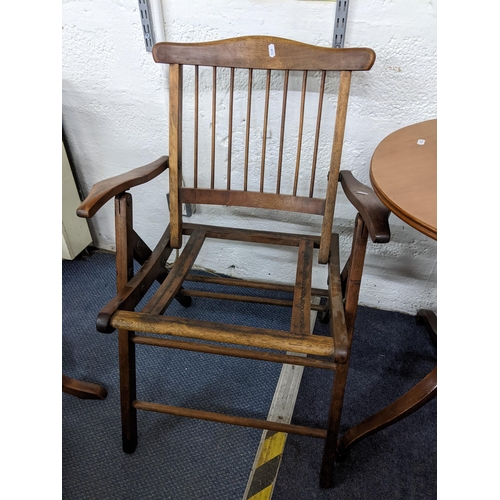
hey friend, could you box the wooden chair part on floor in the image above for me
[77,36,390,488]
[62,374,107,400]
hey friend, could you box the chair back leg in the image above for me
[115,193,138,453]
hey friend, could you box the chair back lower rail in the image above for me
[180,188,325,214]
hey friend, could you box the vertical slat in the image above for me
[290,239,314,334]
[260,69,271,193]
[276,70,289,194]
[309,70,327,198]
[293,71,308,196]
[211,66,217,189]
[318,70,352,264]
[227,67,235,190]
[115,193,137,454]
[244,69,253,191]
[168,63,183,248]
[194,65,199,188]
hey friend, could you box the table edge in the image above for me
[370,170,437,241]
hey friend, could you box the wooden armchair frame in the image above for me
[77,36,390,488]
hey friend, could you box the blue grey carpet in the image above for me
[62,251,436,499]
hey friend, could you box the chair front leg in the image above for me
[115,193,138,453]
[320,214,369,487]
[320,362,349,488]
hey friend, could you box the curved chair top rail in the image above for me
[152,35,375,71]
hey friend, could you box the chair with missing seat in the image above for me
[76,36,390,488]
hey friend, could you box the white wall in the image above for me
[62,0,437,315]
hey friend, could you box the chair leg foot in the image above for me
[122,438,138,454]
[319,363,349,488]
[319,466,334,489]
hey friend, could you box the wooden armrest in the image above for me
[339,170,390,243]
[76,156,169,218]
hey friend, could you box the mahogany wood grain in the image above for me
[370,119,437,240]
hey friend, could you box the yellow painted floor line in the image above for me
[242,299,320,500]
[247,483,274,500]
[256,431,287,468]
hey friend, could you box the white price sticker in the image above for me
[268,44,276,57]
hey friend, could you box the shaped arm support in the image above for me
[76,156,169,219]
[339,170,390,243]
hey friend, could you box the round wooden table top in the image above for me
[370,119,437,240]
